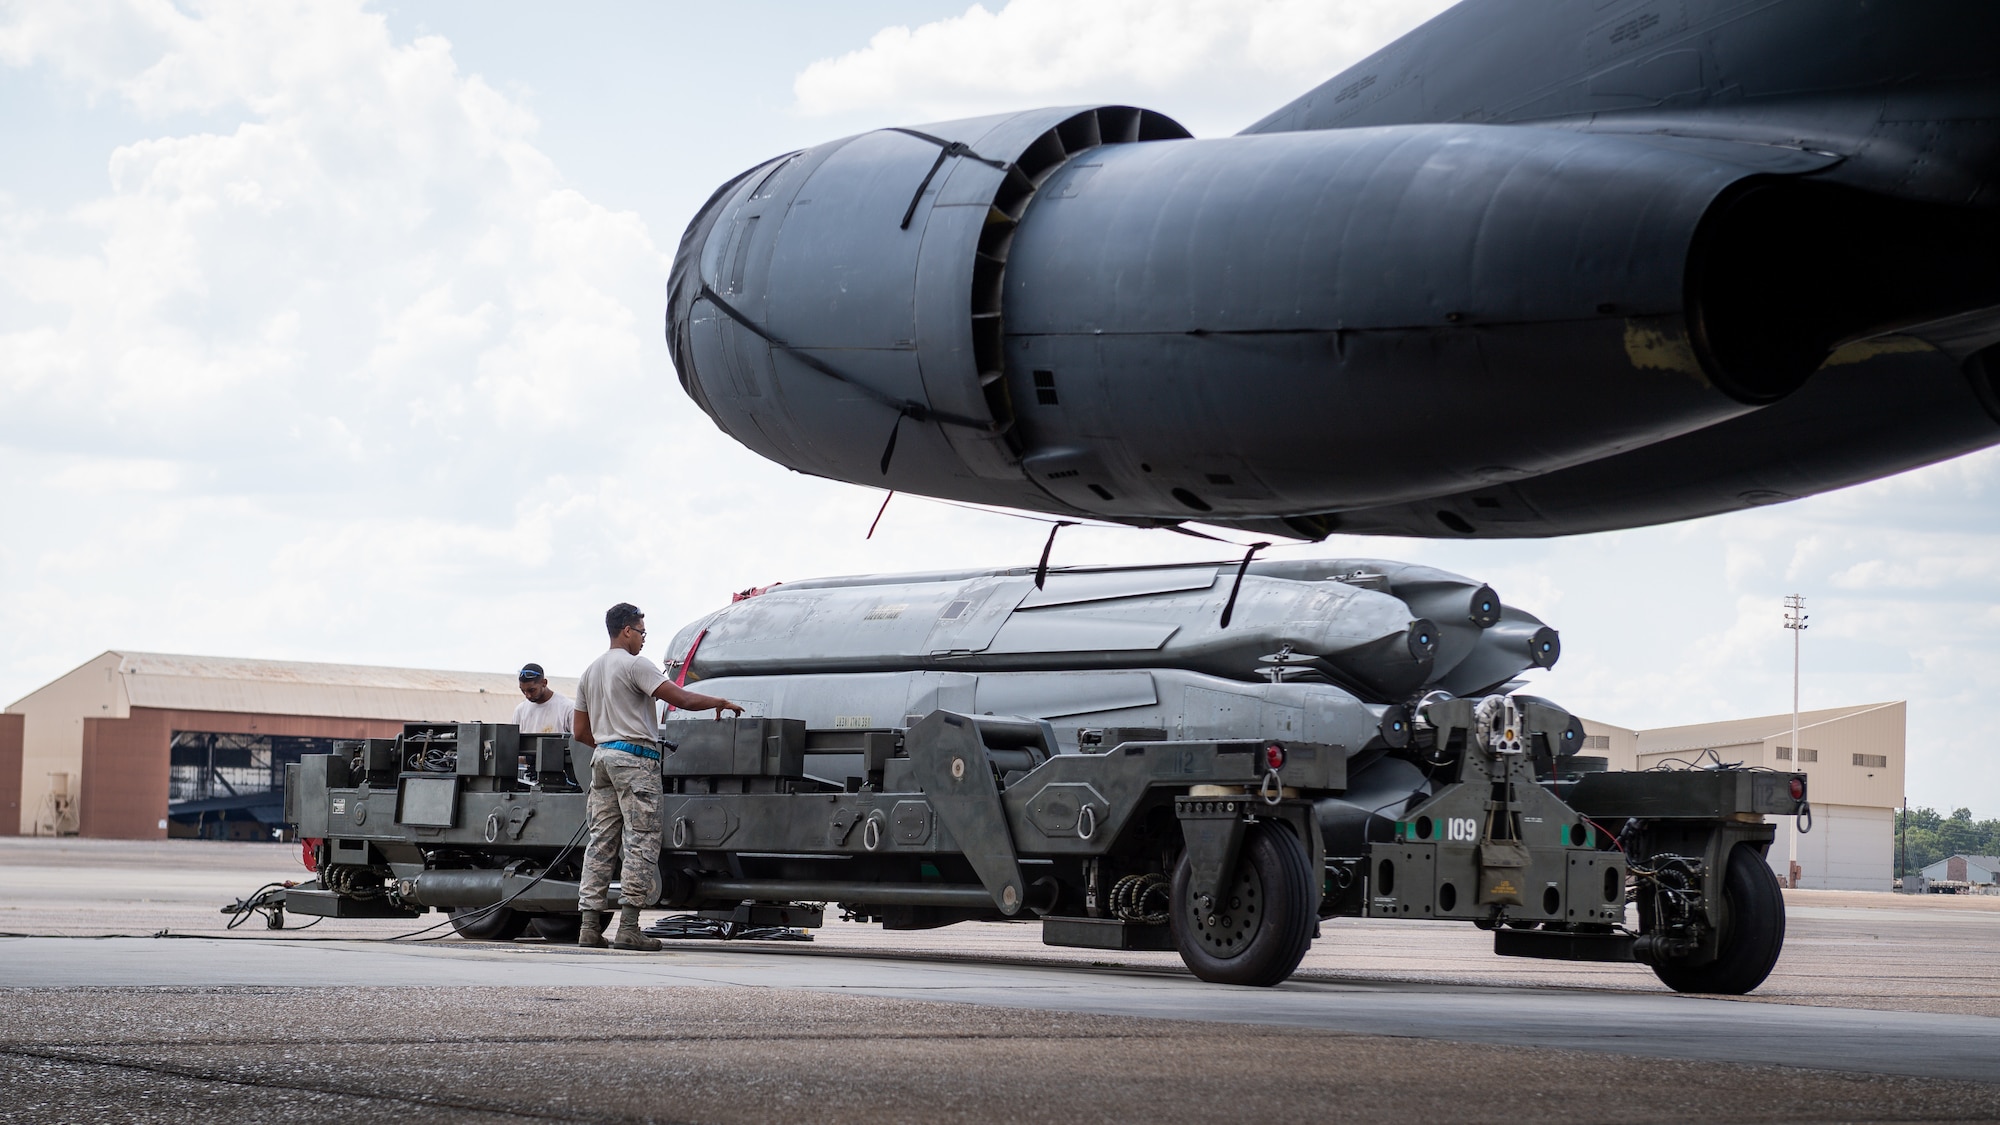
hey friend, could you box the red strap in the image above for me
[666,628,707,713]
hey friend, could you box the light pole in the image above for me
[1783,594,1808,886]
[1900,795,1909,891]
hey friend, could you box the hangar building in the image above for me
[1921,855,2000,887]
[1581,702,1904,892]
[2,652,576,840]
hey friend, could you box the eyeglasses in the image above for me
[627,626,647,636]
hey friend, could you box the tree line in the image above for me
[1895,806,2000,876]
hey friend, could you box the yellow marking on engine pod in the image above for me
[1623,319,1708,385]
[1823,336,1937,367]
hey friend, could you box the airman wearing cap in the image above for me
[513,663,574,736]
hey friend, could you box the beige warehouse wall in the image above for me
[1638,740,1762,770]
[1636,704,1877,759]
[1628,702,1903,811]
[7,652,126,835]
[1763,702,1904,809]
[1577,719,1638,771]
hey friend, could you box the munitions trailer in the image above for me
[283,694,1805,990]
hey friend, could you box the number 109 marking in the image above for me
[1445,817,1478,842]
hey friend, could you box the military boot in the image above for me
[577,910,608,948]
[610,905,662,952]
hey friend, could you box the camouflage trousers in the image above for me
[577,745,663,911]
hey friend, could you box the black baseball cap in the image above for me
[518,663,546,681]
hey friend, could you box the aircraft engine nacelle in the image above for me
[669,106,1191,509]
[668,106,1997,535]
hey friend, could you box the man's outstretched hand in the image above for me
[655,680,745,718]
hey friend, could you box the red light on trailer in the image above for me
[1265,744,1286,771]
[1788,777,1806,801]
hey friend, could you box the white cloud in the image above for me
[0,0,679,477]
[0,0,700,677]
[792,0,1454,132]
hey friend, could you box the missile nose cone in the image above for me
[1529,627,1561,669]
[1469,585,1503,629]
[1559,715,1586,755]
[1378,703,1413,748]
[1407,619,1439,662]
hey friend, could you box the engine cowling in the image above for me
[667,108,1957,532]
[669,106,1192,508]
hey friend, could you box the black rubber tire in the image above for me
[446,906,531,941]
[1649,843,1786,995]
[527,913,583,943]
[1170,823,1316,986]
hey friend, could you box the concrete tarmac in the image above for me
[6,838,2000,1123]
[12,933,2000,1083]
[10,837,2000,1014]
[9,985,2000,1125]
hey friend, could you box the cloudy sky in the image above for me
[3,0,1996,812]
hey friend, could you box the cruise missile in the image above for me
[668,558,1554,708]
[664,558,1575,855]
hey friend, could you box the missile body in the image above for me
[666,558,1565,854]
[669,558,1553,711]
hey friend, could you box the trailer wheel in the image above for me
[1649,843,1786,995]
[1171,823,1315,986]
[527,913,583,943]
[446,906,531,941]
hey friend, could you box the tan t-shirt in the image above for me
[575,649,666,744]
[512,691,574,736]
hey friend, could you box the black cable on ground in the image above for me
[155,816,599,947]
[382,817,592,942]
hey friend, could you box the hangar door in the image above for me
[1768,802,1891,891]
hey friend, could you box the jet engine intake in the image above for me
[667,105,1189,513]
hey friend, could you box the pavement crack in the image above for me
[0,1029,1197,1050]
[0,1045,629,1124]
